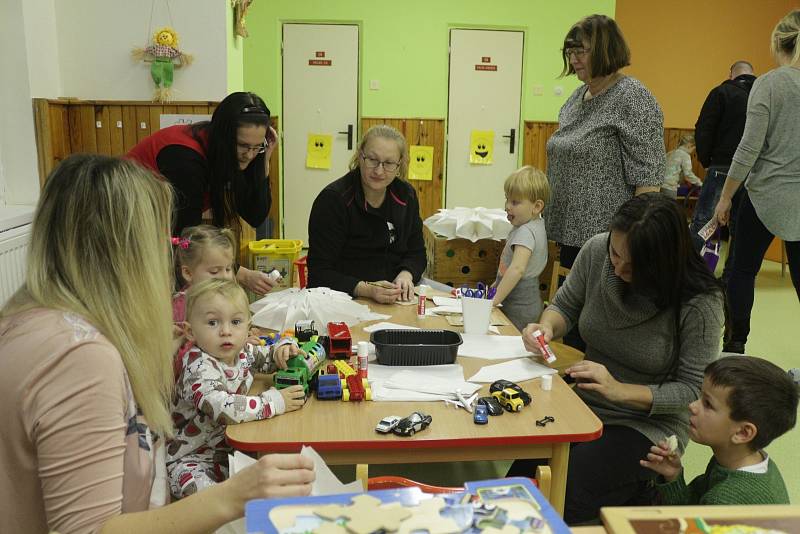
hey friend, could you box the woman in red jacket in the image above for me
[128,92,278,294]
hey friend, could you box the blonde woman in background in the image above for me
[307,124,426,303]
[661,133,703,199]
[0,155,314,534]
[714,9,800,354]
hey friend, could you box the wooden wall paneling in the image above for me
[267,116,279,238]
[162,105,178,114]
[135,106,152,142]
[32,99,55,186]
[49,103,72,166]
[108,105,124,155]
[361,117,445,220]
[122,106,138,152]
[149,106,164,136]
[523,121,706,181]
[177,105,194,114]
[68,104,98,153]
[193,105,208,114]
[94,105,112,155]
[522,121,558,170]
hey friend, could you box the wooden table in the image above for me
[227,300,601,515]
[601,504,800,533]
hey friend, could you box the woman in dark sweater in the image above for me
[127,92,278,295]
[516,194,724,525]
[307,125,426,303]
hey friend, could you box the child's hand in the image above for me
[246,328,262,346]
[274,343,303,370]
[640,440,682,482]
[280,385,306,412]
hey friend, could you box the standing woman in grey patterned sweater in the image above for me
[514,194,724,525]
[546,15,665,272]
[713,9,800,354]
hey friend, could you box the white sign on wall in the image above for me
[159,114,211,129]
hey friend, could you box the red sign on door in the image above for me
[481,56,491,63]
[475,64,497,71]
[316,51,325,57]
[309,59,332,66]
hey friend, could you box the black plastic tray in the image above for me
[369,329,462,366]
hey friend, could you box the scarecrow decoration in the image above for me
[133,26,193,103]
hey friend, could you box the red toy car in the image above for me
[342,374,372,401]
[326,322,352,359]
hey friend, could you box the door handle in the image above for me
[338,124,354,150]
[502,128,516,154]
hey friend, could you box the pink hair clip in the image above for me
[171,237,190,249]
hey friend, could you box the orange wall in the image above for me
[616,0,799,128]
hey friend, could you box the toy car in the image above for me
[294,320,318,342]
[326,322,352,359]
[316,373,343,400]
[492,388,524,412]
[393,412,432,436]
[375,415,402,433]
[342,375,371,401]
[477,396,503,416]
[473,404,489,424]
[489,379,531,406]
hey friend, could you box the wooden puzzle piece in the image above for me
[346,502,411,534]
[396,497,459,534]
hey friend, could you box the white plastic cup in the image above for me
[541,374,553,391]
[461,296,493,334]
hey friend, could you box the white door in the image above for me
[446,29,523,210]
[282,24,359,243]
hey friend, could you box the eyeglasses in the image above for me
[564,47,590,59]
[237,140,267,154]
[360,152,400,173]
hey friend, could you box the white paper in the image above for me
[432,296,461,308]
[363,321,420,333]
[457,334,533,360]
[250,287,390,332]
[382,370,481,396]
[424,207,512,242]
[301,446,364,495]
[369,363,473,401]
[467,358,557,383]
[430,305,462,315]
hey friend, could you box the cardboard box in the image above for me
[423,226,504,287]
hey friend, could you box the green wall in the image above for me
[243,0,615,121]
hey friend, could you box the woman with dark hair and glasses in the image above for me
[546,15,665,348]
[307,125,426,303]
[127,92,278,294]
[512,193,724,525]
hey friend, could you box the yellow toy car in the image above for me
[492,388,524,412]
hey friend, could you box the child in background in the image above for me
[662,133,703,198]
[491,166,550,331]
[167,278,306,499]
[172,224,237,324]
[641,356,798,505]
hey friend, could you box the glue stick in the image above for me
[357,341,369,379]
[267,269,282,282]
[532,329,557,364]
[417,285,428,318]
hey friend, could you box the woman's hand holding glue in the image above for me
[522,323,557,364]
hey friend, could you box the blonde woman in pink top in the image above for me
[0,154,314,534]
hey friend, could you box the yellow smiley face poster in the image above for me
[408,145,434,181]
[469,130,494,165]
[306,133,332,169]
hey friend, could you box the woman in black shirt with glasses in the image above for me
[307,125,426,304]
[128,91,278,294]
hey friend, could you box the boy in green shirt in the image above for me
[641,356,798,505]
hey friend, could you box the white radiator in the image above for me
[0,223,31,306]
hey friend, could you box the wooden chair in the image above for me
[548,247,571,303]
[539,240,560,305]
